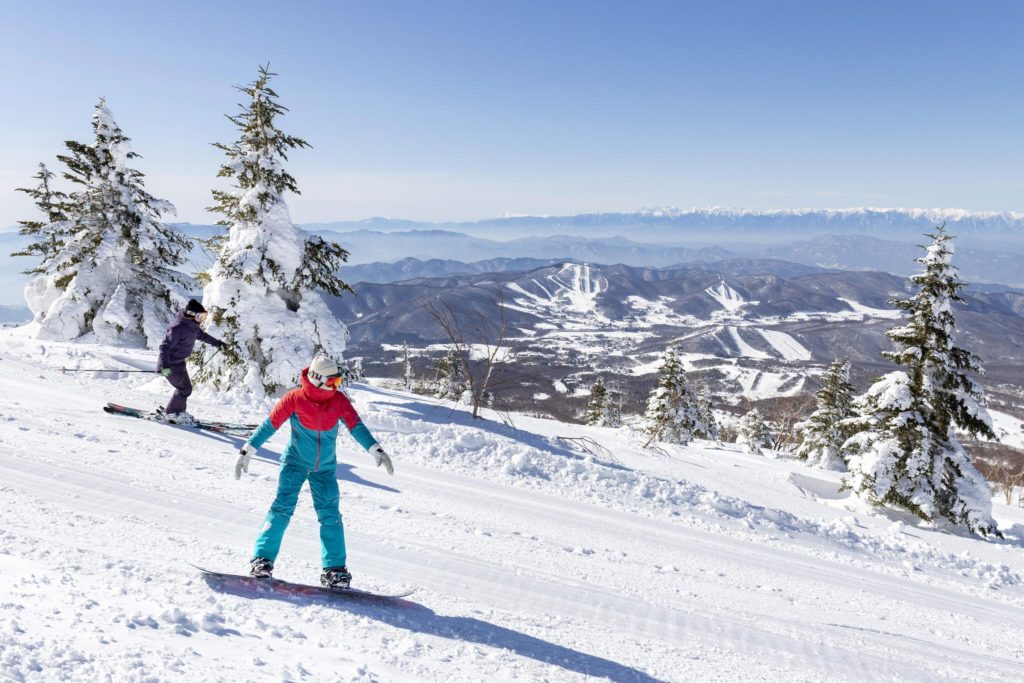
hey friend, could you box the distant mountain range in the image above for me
[300,207,1024,243]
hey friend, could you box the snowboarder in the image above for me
[233,354,394,589]
[156,299,224,424]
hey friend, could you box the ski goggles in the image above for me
[310,369,344,389]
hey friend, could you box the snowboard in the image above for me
[103,402,257,435]
[191,564,416,602]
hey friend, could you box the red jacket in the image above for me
[248,368,377,471]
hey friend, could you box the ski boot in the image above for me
[320,566,352,590]
[249,557,274,579]
[167,410,197,426]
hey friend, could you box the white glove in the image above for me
[370,444,394,475]
[234,443,254,480]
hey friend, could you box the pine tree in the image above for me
[351,358,366,383]
[199,65,353,395]
[842,227,999,536]
[402,341,415,392]
[693,388,720,441]
[795,358,857,470]
[12,163,70,274]
[584,377,608,425]
[18,101,190,346]
[603,389,623,428]
[432,347,464,400]
[736,408,771,454]
[643,342,701,446]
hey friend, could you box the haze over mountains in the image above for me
[301,206,1024,242]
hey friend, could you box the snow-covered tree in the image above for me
[643,342,701,446]
[12,163,70,274]
[198,66,353,395]
[18,101,190,346]
[603,389,623,428]
[795,358,857,470]
[584,376,608,426]
[841,227,999,536]
[693,388,720,441]
[402,341,415,392]
[348,358,366,383]
[432,347,464,401]
[736,408,771,454]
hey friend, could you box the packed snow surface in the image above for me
[2,331,1024,682]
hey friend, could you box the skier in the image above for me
[233,354,394,589]
[156,299,224,424]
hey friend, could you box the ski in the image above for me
[191,564,416,601]
[102,403,257,435]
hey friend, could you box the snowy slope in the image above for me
[2,333,1024,682]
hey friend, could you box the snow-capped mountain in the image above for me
[2,330,1024,681]
[302,207,1024,242]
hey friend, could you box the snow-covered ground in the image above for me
[2,332,1024,682]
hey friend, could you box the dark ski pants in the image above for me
[253,461,347,568]
[164,366,192,414]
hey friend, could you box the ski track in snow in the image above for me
[1,334,1024,682]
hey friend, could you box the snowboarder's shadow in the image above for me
[184,429,399,494]
[369,602,666,682]
[207,575,664,682]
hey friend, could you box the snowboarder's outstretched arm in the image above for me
[335,393,394,475]
[234,394,296,479]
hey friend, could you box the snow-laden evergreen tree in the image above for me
[402,341,415,392]
[643,342,701,446]
[198,66,353,395]
[841,227,999,535]
[432,347,464,401]
[693,388,720,441]
[349,358,366,383]
[18,101,190,346]
[736,408,771,454]
[12,163,70,274]
[794,357,857,470]
[603,389,623,428]
[584,376,608,426]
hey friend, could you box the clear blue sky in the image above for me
[2,0,1023,226]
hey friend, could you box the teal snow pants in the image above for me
[253,461,347,568]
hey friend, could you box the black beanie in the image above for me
[184,299,207,318]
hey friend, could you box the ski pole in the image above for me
[60,368,161,374]
[196,347,221,371]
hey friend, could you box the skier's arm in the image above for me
[196,328,223,348]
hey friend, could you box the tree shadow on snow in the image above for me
[357,387,634,473]
[204,573,665,682]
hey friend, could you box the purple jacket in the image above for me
[158,310,223,371]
